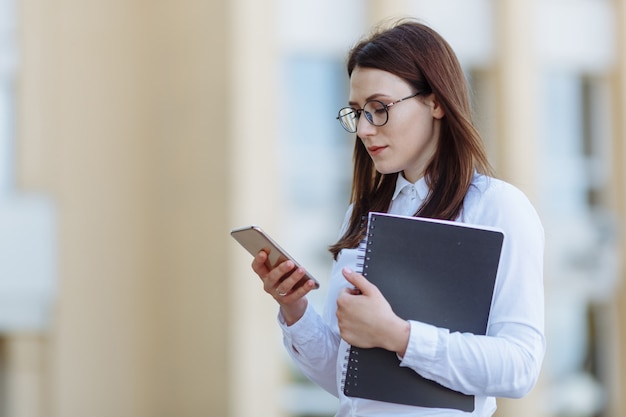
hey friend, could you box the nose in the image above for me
[356,113,377,137]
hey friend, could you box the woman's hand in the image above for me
[251,249,317,325]
[337,267,410,356]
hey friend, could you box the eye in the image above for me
[368,101,387,114]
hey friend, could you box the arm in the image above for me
[399,181,545,397]
[250,250,340,395]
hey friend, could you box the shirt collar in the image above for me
[391,173,429,201]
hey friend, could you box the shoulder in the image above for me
[338,204,354,237]
[463,174,543,232]
[468,175,529,204]
[462,175,545,263]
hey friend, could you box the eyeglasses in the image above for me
[336,92,421,133]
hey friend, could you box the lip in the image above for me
[367,145,387,156]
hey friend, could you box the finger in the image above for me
[264,259,296,292]
[251,250,270,276]
[274,266,309,295]
[275,275,316,301]
[342,267,371,295]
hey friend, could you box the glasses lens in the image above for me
[363,101,388,126]
[338,107,358,132]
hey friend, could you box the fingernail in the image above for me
[343,267,353,274]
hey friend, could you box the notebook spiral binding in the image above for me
[343,347,360,395]
[342,213,375,396]
[340,344,351,392]
[343,235,368,395]
[355,214,370,276]
[355,214,375,277]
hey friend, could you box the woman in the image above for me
[252,19,545,416]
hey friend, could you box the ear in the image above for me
[425,94,445,119]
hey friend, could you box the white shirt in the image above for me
[278,173,545,417]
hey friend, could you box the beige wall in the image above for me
[17,0,238,416]
[16,0,287,415]
[227,1,285,416]
[492,0,539,200]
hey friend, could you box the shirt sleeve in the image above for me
[278,302,341,396]
[398,180,546,398]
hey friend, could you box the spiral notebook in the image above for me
[342,212,504,411]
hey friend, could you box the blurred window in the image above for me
[539,72,616,417]
[0,0,56,334]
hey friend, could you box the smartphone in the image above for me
[230,225,320,289]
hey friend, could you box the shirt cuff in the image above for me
[399,320,441,369]
[277,302,324,347]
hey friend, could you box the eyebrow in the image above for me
[348,93,391,107]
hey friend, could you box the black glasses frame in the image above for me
[336,91,421,133]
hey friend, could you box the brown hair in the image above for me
[329,19,493,259]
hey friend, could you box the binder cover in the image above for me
[343,212,504,411]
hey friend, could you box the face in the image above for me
[348,66,444,183]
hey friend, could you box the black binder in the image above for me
[343,212,504,411]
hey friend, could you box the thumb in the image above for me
[342,267,375,295]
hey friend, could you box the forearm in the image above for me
[280,298,308,326]
[400,320,545,398]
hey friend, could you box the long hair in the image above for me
[329,19,493,259]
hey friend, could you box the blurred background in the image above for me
[0,0,625,416]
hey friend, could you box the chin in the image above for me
[373,164,400,176]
